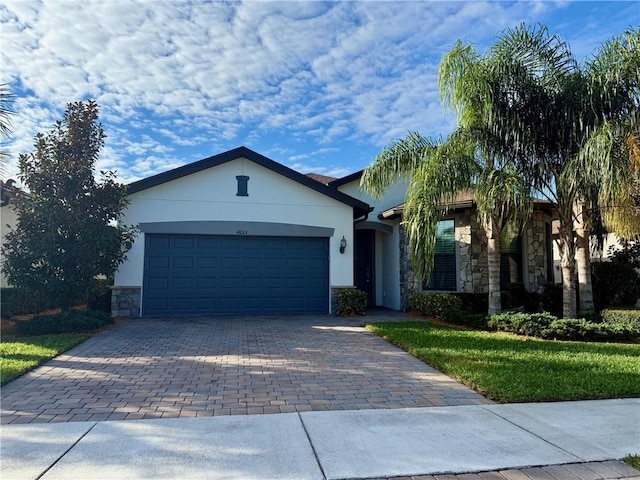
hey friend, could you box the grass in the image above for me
[366,321,640,403]
[0,334,89,385]
[624,455,640,470]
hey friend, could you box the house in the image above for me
[330,173,557,311]
[1,180,20,288]
[112,146,560,316]
[112,147,370,316]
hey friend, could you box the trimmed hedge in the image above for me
[13,310,115,335]
[337,288,368,316]
[409,291,489,328]
[451,292,488,314]
[1,288,56,319]
[600,308,640,326]
[488,310,640,342]
[409,291,462,322]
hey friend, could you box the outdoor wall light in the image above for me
[339,236,347,254]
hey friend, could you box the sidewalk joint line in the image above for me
[479,406,584,462]
[35,422,98,480]
[298,412,328,480]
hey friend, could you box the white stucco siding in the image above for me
[375,226,401,310]
[337,176,408,219]
[338,176,406,310]
[0,205,18,287]
[115,157,355,288]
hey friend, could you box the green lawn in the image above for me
[367,321,640,403]
[0,334,89,385]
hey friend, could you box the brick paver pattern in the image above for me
[374,460,640,480]
[1,313,492,424]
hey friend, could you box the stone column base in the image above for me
[110,286,141,317]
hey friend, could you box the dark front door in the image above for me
[355,229,375,307]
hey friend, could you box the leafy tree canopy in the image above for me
[1,100,136,309]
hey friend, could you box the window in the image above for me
[500,231,523,288]
[425,219,456,291]
[236,175,249,196]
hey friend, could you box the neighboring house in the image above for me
[0,180,20,288]
[112,146,561,317]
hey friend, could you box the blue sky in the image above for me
[2,1,638,185]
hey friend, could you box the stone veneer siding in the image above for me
[525,211,552,293]
[331,285,356,314]
[111,286,141,317]
[399,210,553,305]
[399,225,420,311]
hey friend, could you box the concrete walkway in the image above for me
[2,398,638,480]
[1,314,490,424]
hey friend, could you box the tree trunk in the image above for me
[575,202,594,314]
[559,218,577,318]
[486,219,502,316]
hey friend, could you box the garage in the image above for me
[143,233,329,315]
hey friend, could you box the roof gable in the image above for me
[127,146,370,218]
[328,169,363,188]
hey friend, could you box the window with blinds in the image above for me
[424,219,456,291]
[500,231,523,288]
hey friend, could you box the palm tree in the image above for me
[0,83,15,178]
[361,128,531,315]
[471,24,639,318]
[439,40,536,314]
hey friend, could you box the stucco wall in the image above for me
[337,176,408,217]
[338,177,405,310]
[1,204,18,288]
[115,157,355,292]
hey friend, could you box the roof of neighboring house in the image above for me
[127,146,371,219]
[328,170,364,188]
[305,173,337,185]
[379,190,556,220]
[0,179,24,207]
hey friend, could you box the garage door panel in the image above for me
[143,234,329,315]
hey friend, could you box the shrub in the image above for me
[87,278,112,313]
[488,311,557,338]
[609,242,640,268]
[14,310,115,335]
[488,310,640,342]
[337,288,367,316]
[409,291,463,323]
[501,283,541,312]
[600,308,640,326]
[540,284,563,317]
[1,288,56,318]
[592,261,640,308]
[451,292,488,314]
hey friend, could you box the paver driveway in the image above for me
[1,313,491,424]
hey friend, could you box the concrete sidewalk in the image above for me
[2,398,639,480]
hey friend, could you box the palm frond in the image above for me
[360,132,437,198]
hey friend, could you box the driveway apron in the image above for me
[1,314,491,424]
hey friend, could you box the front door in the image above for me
[355,229,375,307]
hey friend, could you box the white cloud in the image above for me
[1,0,634,183]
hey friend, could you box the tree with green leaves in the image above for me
[475,24,640,318]
[1,100,136,310]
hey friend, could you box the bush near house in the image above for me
[337,288,368,316]
[13,310,114,335]
[488,310,640,342]
[592,261,640,309]
[409,291,489,328]
[0,288,57,319]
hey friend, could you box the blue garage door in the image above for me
[143,234,329,315]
